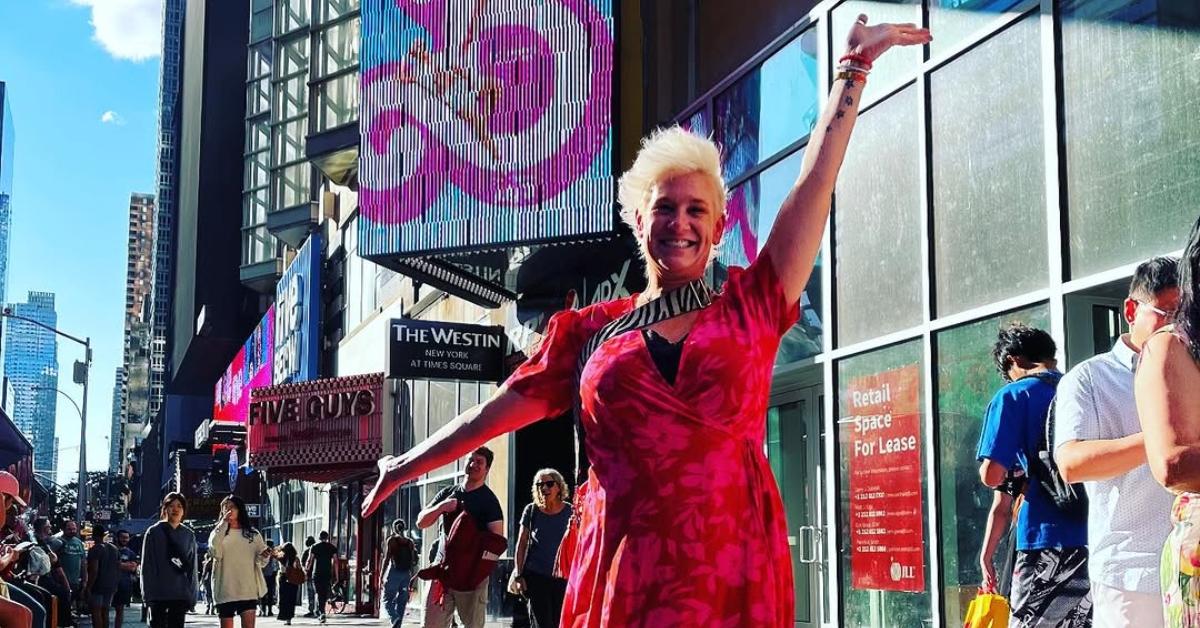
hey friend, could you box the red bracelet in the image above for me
[839,53,873,70]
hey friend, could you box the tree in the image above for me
[46,471,131,525]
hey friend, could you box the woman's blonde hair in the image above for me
[531,468,569,508]
[617,126,727,232]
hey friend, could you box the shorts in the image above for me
[113,585,133,607]
[88,591,115,609]
[217,599,259,618]
[1011,547,1093,627]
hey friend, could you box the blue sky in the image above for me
[0,0,162,480]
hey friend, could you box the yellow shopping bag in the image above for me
[963,591,1009,628]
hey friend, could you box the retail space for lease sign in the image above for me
[387,319,504,382]
[358,0,616,258]
[844,364,925,593]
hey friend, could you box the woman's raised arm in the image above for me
[362,385,553,516]
[761,16,930,304]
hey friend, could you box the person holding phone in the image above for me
[208,496,270,628]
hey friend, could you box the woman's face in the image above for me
[536,475,560,502]
[636,171,725,286]
[222,501,239,524]
[163,499,185,525]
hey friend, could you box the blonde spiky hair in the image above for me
[617,126,728,232]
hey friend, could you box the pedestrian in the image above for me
[303,531,337,624]
[202,555,215,614]
[415,448,503,628]
[1054,257,1179,626]
[259,540,278,617]
[140,492,199,628]
[275,542,302,625]
[31,517,75,627]
[362,15,930,626]
[56,520,86,616]
[84,523,120,628]
[509,469,571,628]
[0,471,35,628]
[977,324,1092,626]
[1136,216,1200,627]
[112,529,139,628]
[300,536,316,618]
[381,520,416,628]
[208,495,270,628]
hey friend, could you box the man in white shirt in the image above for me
[1056,256,1180,626]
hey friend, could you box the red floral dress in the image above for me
[506,254,799,627]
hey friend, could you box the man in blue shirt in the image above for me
[977,324,1092,627]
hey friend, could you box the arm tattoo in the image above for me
[844,95,854,106]
[835,109,846,119]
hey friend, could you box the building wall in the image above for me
[117,194,156,470]
[3,292,58,482]
[109,367,124,472]
[0,82,13,315]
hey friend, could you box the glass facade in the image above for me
[670,0,1200,624]
[243,0,276,268]
[4,293,59,481]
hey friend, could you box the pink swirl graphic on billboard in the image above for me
[360,0,615,256]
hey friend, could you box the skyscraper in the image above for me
[4,292,58,481]
[148,0,186,428]
[109,367,123,471]
[116,193,155,468]
[0,83,16,342]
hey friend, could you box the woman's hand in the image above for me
[363,453,413,517]
[844,14,932,65]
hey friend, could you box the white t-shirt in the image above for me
[1055,336,1175,593]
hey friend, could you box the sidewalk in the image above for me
[74,603,511,627]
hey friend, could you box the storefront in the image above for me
[657,0,1200,625]
[248,372,393,616]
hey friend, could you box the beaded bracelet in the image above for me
[835,69,868,84]
[838,53,874,70]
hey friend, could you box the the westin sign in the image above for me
[388,319,504,382]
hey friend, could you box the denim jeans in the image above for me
[383,567,411,628]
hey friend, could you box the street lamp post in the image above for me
[4,308,91,523]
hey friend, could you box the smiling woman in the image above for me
[362,15,932,626]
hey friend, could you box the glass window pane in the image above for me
[412,380,428,448]
[835,86,922,347]
[837,340,931,626]
[715,27,820,182]
[1062,0,1200,277]
[935,303,1049,626]
[831,0,922,106]
[931,18,1047,316]
[321,0,359,23]
[319,17,361,76]
[929,0,1026,57]
[317,72,360,132]
[681,107,710,137]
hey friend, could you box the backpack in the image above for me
[1020,372,1088,516]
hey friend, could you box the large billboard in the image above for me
[359,0,616,258]
[274,232,321,385]
[214,306,275,423]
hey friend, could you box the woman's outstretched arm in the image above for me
[363,385,553,516]
[761,16,930,304]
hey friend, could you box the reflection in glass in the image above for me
[1061,0,1200,277]
[931,17,1046,316]
[935,304,1049,626]
[831,0,922,106]
[929,0,1027,56]
[715,27,819,182]
[681,108,711,137]
[837,341,932,627]
[835,86,922,347]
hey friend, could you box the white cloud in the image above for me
[100,110,125,125]
[71,0,163,62]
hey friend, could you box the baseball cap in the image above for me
[0,471,26,507]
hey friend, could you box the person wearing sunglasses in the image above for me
[509,469,571,628]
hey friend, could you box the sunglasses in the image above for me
[1138,300,1176,318]
[536,481,557,489]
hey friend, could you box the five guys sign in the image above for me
[247,373,388,482]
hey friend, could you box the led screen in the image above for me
[359,0,615,257]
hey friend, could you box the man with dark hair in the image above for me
[305,531,338,624]
[1054,256,1179,626]
[417,446,504,628]
[85,523,121,628]
[977,324,1091,627]
[301,536,317,618]
[112,529,139,628]
[59,519,87,615]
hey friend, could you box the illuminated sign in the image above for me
[274,232,322,385]
[359,0,616,257]
[214,307,275,423]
